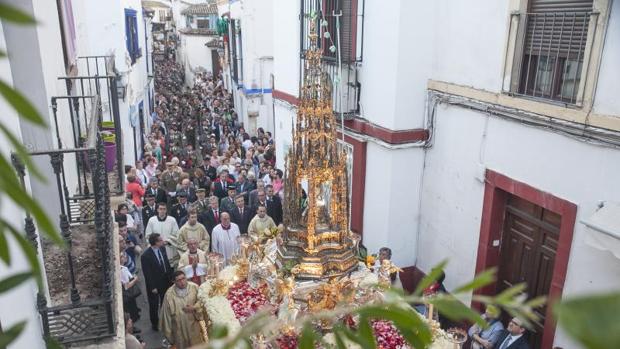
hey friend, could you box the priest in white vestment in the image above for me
[145,203,180,265]
[211,212,240,265]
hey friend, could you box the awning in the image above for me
[581,201,620,259]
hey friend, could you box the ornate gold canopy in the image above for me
[278,19,358,279]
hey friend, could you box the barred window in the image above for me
[514,0,594,104]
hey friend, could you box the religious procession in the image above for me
[1,1,619,349]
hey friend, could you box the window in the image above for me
[300,0,363,63]
[300,0,364,115]
[197,18,210,29]
[229,19,243,84]
[125,9,141,65]
[512,0,594,104]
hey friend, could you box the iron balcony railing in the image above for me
[12,95,117,345]
[300,0,364,117]
[58,55,124,194]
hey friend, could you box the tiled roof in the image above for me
[206,38,223,48]
[181,2,218,15]
[178,28,218,36]
[142,0,171,9]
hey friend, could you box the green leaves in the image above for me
[1,218,43,289]
[453,268,496,294]
[414,259,447,296]
[0,79,46,126]
[0,4,36,24]
[298,323,318,349]
[0,321,27,348]
[0,272,33,294]
[554,292,620,349]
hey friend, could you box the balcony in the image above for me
[12,94,122,345]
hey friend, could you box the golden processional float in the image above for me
[277,19,359,280]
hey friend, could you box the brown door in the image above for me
[211,50,222,77]
[497,195,560,349]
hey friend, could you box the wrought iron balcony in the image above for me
[12,95,117,345]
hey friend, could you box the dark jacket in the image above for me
[199,208,221,234]
[493,332,530,349]
[145,187,167,205]
[266,195,283,225]
[230,205,253,235]
[141,247,173,292]
[142,204,157,228]
[171,202,189,226]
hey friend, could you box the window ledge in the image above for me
[427,80,620,132]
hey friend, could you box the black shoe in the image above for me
[132,327,142,334]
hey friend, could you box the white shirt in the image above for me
[145,215,179,261]
[120,265,132,285]
[211,223,241,265]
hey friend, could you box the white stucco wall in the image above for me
[73,0,150,166]
[272,0,300,97]
[180,34,215,85]
[362,144,425,268]
[417,105,620,348]
[592,0,620,116]
[0,22,47,349]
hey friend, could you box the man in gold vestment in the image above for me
[160,270,205,348]
[248,205,276,237]
[177,210,210,253]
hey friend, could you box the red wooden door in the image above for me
[498,195,561,348]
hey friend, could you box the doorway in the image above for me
[211,49,221,77]
[474,170,577,349]
[497,195,561,348]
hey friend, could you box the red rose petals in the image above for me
[226,281,269,323]
[372,320,407,349]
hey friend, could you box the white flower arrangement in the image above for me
[322,333,361,349]
[198,276,241,335]
[218,265,239,284]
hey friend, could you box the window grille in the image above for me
[514,0,594,104]
[300,0,364,116]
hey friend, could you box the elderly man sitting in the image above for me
[178,239,209,285]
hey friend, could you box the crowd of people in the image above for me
[115,56,533,349]
[116,57,285,348]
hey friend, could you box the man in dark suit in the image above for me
[171,191,190,226]
[198,156,217,181]
[144,178,167,206]
[199,196,221,236]
[265,185,283,225]
[141,233,173,331]
[494,318,530,349]
[177,178,197,203]
[235,173,251,203]
[220,186,237,213]
[142,193,158,229]
[230,194,253,235]
[213,170,234,200]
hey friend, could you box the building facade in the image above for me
[264,0,620,348]
[218,0,275,135]
[177,1,221,86]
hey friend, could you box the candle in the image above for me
[427,303,434,321]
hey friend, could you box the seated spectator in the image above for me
[468,305,504,349]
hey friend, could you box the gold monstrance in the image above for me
[278,20,358,279]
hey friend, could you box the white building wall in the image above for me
[180,34,215,85]
[0,22,47,349]
[219,0,275,134]
[73,0,150,166]
[592,0,620,115]
[417,105,620,348]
